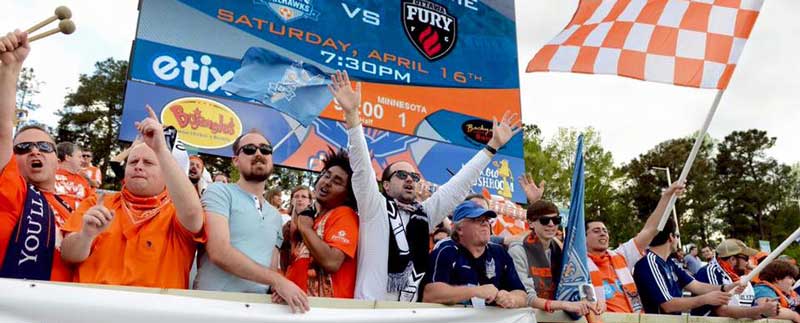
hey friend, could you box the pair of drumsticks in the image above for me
[25,6,76,43]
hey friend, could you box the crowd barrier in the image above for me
[0,278,788,323]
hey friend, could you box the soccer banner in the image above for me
[0,279,533,323]
[120,81,526,202]
[125,0,521,149]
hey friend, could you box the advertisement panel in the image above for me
[122,81,525,201]
[122,0,525,201]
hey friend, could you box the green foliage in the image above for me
[55,58,127,190]
[16,67,43,113]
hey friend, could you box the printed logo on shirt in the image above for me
[485,258,496,279]
[329,230,350,244]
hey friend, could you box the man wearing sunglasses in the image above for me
[194,129,309,313]
[328,70,522,302]
[690,239,778,319]
[80,149,102,189]
[0,30,76,282]
[508,200,564,301]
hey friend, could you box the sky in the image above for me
[2,0,797,166]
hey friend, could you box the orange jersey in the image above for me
[285,206,358,298]
[0,156,74,281]
[55,168,94,209]
[62,191,206,289]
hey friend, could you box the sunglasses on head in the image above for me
[391,170,421,182]
[13,141,56,155]
[536,216,561,226]
[237,143,273,156]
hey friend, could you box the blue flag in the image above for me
[222,47,332,126]
[555,135,591,303]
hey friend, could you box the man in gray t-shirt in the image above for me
[193,129,308,313]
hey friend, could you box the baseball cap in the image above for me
[716,239,758,258]
[452,201,497,223]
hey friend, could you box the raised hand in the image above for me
[487,110,522,151]
[0,30,30,70]
[327,70,361,114]
[134,105,167,153]
[80,205,114,239]
[518,173,545,203]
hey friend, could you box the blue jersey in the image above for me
[633,250,695,314]
[422,239,525,306]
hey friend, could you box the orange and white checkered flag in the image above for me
[527,0,764,89]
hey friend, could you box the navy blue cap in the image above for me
[452,201,497,222]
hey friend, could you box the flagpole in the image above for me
[657,90,725,231]
[738,226,800,291]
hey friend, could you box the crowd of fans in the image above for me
[3,29,800,321]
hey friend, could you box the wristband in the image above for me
[485,145,497,155]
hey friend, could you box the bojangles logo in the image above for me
[401,0,457,61]
[461,119,493,145]
[160,97,243,149]
[169,105,237,135]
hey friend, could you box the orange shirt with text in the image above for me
[285,206,358,298]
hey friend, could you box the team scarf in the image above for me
[119,186,172,226]
[0,185,55,280]
[717,257,741,282]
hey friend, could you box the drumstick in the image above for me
[28,19,75,43]
[26,6,72,34]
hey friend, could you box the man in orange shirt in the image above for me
[0,29,74,281]
[60,105,206,289]
[55,142,94,209]
[585,181,685,313]
[80,149,102,189]
[285,148,358,299]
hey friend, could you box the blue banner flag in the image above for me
[556,135,591,304]
[222,47,332,126]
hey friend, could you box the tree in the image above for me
[522,126,625,243]
[14,67,43,128]
[715,130,795,242]
[619,136,721,247]
[55,58,127,189]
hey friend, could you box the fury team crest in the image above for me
[401,0,457,61]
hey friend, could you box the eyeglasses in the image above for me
[391,170,421,182]
[466,217,491,225]
[13,141,56,154]
[536,216,561,226]
[82,154,92,158]
[237,143,273,156]
[735,255,750,261]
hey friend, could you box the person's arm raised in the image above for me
[135,105,203,233]
[633,181,686,249]
[423,110,522,229]
[0,30,30,169]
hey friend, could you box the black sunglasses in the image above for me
[82,154,92,158]
[13,141,56,155]
[537,216,561,226]
[391,170,421,183]
[237,143,273,156]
